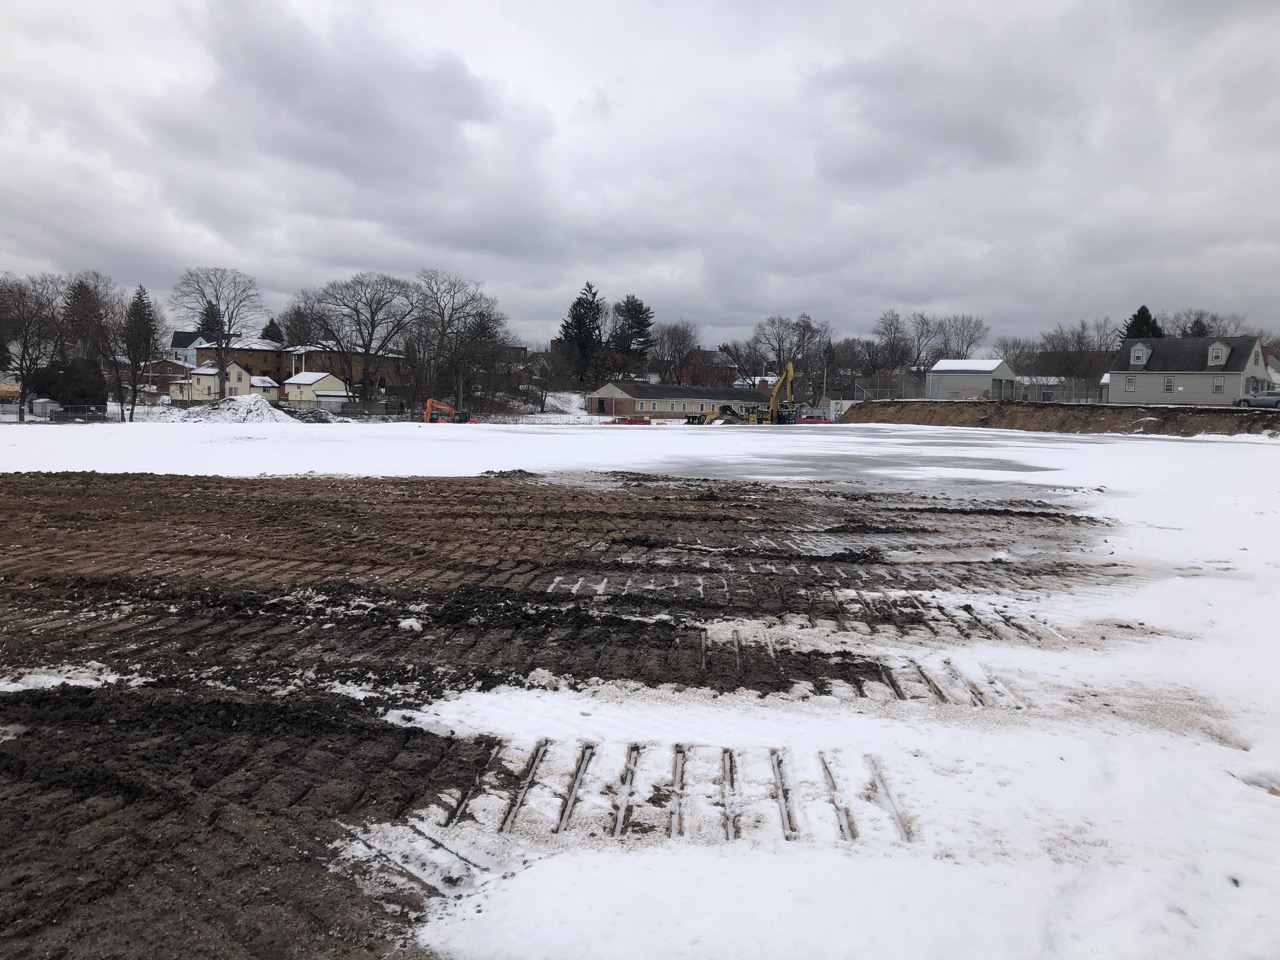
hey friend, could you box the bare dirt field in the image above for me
[0,471,1106,958]
[837,398,1280,435]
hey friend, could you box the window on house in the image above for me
[637,401,644,411]
[681,402,687,411]
[1132,348,1144,363]
[669,402,676,411]
[1210,348,1223,363]
[1163,377,1174,393]
[699,403,705,412]
[236,372,243,382]
[1255,350,1261,365]
[1213,376,1224,394]
[1125,376,1136,392]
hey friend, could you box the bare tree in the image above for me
[276,297,328,347]
[751,315,798,376]
[305,272,417,399]
[935,314,989,359]
[168,267,267,398]
[872,310,912,372]
[1166,308,1250,338]
[719,338,767,382]
[650,320,699,384]
[791,313,833,403]
[407,269,500,406]
[0,273,66,422]
[906,311,940,368]
[990,336,1039,376]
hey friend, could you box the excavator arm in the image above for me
[769,362,795,423]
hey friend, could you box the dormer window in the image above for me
[1131,346,1146,364]
[1210,348,1223,363]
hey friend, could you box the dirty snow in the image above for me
[3,420,1280,958]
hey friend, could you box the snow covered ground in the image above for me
[4,420,1279,958]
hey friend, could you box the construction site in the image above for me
[0,418,1276,959]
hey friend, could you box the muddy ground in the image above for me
[837,398,1280,436]
[0,471,1107,957]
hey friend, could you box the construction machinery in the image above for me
[692,362,798,425]
[424,398,477,423]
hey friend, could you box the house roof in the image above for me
[930,359,1007,374]
[592,382,770,402]
[192,360,247,376]
[195,337,283,352]
[285,372,334,385]
[249,376,278,388]
[685,349,736,367]
[170,331,203,349]
[313,390,353,398]
[1110,336,1259,373]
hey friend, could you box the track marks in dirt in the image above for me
[0,683,495,958]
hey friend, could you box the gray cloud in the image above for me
[1,0,1278,346]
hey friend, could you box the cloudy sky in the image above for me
[2,0,1278,346]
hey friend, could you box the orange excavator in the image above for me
[424,398,477,423]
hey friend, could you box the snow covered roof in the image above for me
[250,376,278,388]
[930,359,1006,373]
[226,337,283,351]
[284,372,333,385]
[192,362,221,375]
[1100,372,1112,385]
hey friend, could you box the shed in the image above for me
[926,359,1016,400]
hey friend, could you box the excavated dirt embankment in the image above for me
[837,399,1280,437]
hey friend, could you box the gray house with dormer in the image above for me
[1107,336,1274,405]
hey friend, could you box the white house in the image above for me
[925,359,1017,400]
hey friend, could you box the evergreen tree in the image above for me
[1185,317,1211,338]
[198,299,223,340]
[29,352,108,405]
[261,317,284,341]
[558,282,607,381]
[1120,305,1163,341]
[123,286,159,421]
[612,294,655,360]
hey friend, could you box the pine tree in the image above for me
[1185,317,1211,338]
[558,282,607,381]
[1120,305,1164,341]
[198,299,223,340]
[612,294,655,360]
[261,317,284,342]
[123,286,158,421]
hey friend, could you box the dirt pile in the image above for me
[836,399,1280,437]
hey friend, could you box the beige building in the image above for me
[170,361,255,403]
[283,371,349,407]
[585,382,770,418]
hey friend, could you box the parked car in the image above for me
[1233,390,1280,408]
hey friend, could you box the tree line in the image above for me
[1,266,523,418]
[0,272,162,422]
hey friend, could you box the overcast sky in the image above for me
[2,0,1278,347]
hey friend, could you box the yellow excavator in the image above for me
[696,362,798,425]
